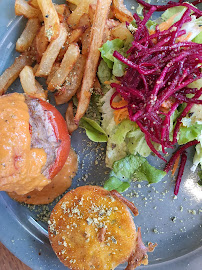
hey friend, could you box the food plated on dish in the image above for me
[0,0,201,269]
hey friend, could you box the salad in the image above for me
[80,1,202,195]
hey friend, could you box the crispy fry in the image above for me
[78,13,91,29]
[55,55,86,105]
[65,102,78,134]
[28,0,39,9]
[55,4,66,22]
[111,21,133,40]
[20,65,47,100]
[81,28,91,55]
[16,18,40,52]
[112,0,133,22]
[35,25,49,61]
[48,43,80,91]
[67,0,91,28]
[36,24,68,77]
[75,0,112,123]
[32,63,39,74]
[0,53,33,96]
[46,63,60,85]
[67,2,77,12]
[88,3,96,24]
[37,0,60,42]
[15,0,41,18]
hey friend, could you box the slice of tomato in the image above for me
[37,98,71,179]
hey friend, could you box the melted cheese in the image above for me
[0,93,50,195]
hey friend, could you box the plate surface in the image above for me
[0,1,202,270]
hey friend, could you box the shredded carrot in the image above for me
[104,80,120,85]
[112,98,129,124]
[158,13,180,31]
[171,155,181,176]
[178,32,192,42]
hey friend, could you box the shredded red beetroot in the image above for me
[110,3,202,164]
[135,0,202,16]
[174,151,187,195]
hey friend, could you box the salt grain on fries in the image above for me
[37,0,60,41]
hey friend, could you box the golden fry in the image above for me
[55,55,86,104]
[112,0,134,22]
[35,25,49,61]
[28,0,39,9]
[48,43,80,91]
[16,18,40,52]
[20,65,47,100]
[111,21,133,40]
[15,0,41,18]
[65,102,79,134]
[36,24,68,77]
[75,0,112,123]
[37,0,60,41]
[0,53,33,95]
[67,0,91,28]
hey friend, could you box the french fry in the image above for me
[35,25,49,61]
[37,0,60,41]
[32,63,39,74]
[67,2,77,12]
[67,0,91,28]
[16,18,40,52]
[0,53,33,96]
[46,63,60,85]
[112,0,133,22]
[88,4,96,24]
[20,66,47,100]
[20,66,39,94]
[28,0,39,9]
[15,0,41,18]
[54,55,86,105]
[65,101,78,134]
[78,13,91,30]
[111,21,133,40]
[81,28,91,55]
[35,24,68,77]
[55,4,66,22]
[48,43,80,91]
[75,0,112,123]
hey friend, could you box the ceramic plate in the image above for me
[0,0,201,269]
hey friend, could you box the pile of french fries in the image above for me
[0,0,133,133]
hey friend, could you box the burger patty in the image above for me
[25,96,60,178]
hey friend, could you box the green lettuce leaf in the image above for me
[178,123,202,145]
[193,31,202,44]
[99,39,127,77]
[104,154,166,192]
[192,144,202,172]
[161,6,187,22]
[79,117,108,142]
[197,170,202,186]
[97,59,112,84]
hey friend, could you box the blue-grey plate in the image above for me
[0,1,202,269]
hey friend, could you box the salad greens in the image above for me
[104,154,166,192]
[80,4,202,192]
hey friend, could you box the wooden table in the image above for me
[0,242,31,270]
